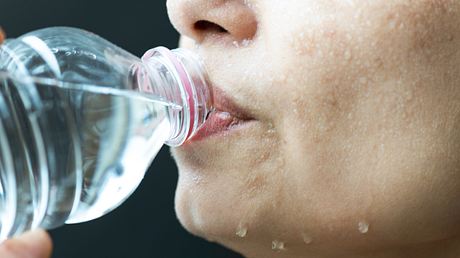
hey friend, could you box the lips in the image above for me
[187,87,255,142]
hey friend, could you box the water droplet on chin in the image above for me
[272,240,286,251]
[358,221,369,234]
[191,175,202,184]
[236,223,247,238]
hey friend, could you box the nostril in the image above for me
[194,20,228,34]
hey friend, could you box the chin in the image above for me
[173,172,266,258]
[173,164,241,242]
[169,126,286,253]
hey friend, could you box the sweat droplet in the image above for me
[232,39,252,48]
[241,39,252,47]
[344,50,351,60]
[358,221,369,234]
[236,224,247,238]
[272,240,285,251]
[359,77,368,84]
[302,233,313,244]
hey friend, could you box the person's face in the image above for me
[167,0,460,257]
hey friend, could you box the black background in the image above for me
[0,0,243,257]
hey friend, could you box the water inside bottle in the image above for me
[0,72,181,234]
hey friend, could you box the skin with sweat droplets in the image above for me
[167,0,460,257]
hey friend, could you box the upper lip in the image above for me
[210,86,255,121]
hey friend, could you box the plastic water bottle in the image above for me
[0,27,212,239]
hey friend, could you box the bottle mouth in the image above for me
[141,47,212,146]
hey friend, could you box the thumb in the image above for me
[0,229,53,258]
[0,27,4,43]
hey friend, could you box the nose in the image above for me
[167,0,258,44]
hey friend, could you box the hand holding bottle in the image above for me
[0,230,52,258]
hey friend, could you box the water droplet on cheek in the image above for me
[346,33,353,41]
[345,0,355,6]
[241,39,252,47]
[272,240,286,251]
[266,122,276,134]
[358,221,369,234]
[388,19,397,29]
[344,50,352,60]
[359,77,368,84]
[302,233,313,244]
[232,38,252,48]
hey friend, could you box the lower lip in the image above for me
[187,111,254,142]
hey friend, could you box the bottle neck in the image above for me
[139,47,212,146]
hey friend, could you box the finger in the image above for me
[0,229,53,258]
[0,27,4,44]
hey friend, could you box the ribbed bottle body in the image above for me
[0,27,192,239]
[0,26,211,239]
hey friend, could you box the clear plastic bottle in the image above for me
[0,27,212,239]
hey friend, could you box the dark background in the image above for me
[0,0,243,257]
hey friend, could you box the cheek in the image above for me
[267,0,460,177]
[257,0,460,248]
